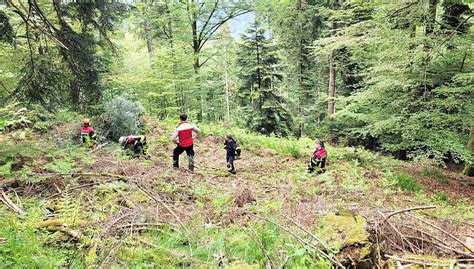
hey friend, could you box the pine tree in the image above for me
[237,20,293,137]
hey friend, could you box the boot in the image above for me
[306,164,314,173]
[188,156,194,171]
[173,159,179,169]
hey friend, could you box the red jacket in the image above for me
[171,121,200,147]
[313,148,327,160]
[81,126,94,137]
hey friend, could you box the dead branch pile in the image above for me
[376,206,474,267]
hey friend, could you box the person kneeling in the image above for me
[307,140,327,174]
[119,135,147,157]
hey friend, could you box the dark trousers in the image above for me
[226,154,235,171]
[173,144,194,169]
[308,157,326,174]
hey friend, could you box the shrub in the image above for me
[420,167,448,184]
[0,102,32,131]
[103,96,144,141]
[433,192,450,203]
[392,173,421,192]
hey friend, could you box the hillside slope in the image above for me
[0,118,473,268]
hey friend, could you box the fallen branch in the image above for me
[253,214,343,267]
[401,224,474,258]
[244,228,276,268]
[405,213,473,253]
[99,240,124,269]
[92,142,109,153]
[116,222,165,230]
[384,254,468,268]
[134,181,191,237]
[381,205,436,224]
[37,219,65,228]
[1,190,26,215]
[378,211,418,253]
[45,179,117,199]
[280,213,329,250]
[34,172,124,178]
[131,238,203,264]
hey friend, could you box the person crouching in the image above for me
[307,140,327,174]
[119,135,147,157]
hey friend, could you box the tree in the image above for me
[4,0,128,110]
[237,20,293,136]
[258,0,325,137]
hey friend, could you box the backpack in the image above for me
[234,142,241,159]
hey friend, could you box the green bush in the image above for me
[392,173,421,192]
[103,96,144,141]
[433,192,450,203]
[0,102,32,131]
[420,167,448,184]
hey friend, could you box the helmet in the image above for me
[82,118,91,125]
[119,136,126,144]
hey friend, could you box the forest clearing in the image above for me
[1,115,473,267]
[1,0,473,268]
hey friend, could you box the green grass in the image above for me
[420,167,448,184]
[390,173,421,192]
[433,192,450,203]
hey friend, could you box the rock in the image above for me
[38,113,49,121]
[320,214,369,248]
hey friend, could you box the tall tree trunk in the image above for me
[328,50,336,116]
[296,0,304,137]
[463,122,474,176]
[426,0,437,35]
[144,19,154,57]
[143,1,154,58]
[224,58,231,122]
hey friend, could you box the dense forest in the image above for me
[0,0,473,268]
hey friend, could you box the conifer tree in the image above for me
[237,20,293,136]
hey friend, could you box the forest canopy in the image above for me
[0,0,472,169]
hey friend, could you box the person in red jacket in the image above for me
[307,140,327,174]
[171,113,201,171]
[81,118,97,150]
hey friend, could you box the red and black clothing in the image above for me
[81,125,97,148]
[308,148,327,174]
[171,121,200,170]
[121,135,147,155]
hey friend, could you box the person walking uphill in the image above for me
[171,113,201,171]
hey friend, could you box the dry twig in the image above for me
[405,213,473,253]
[253,214,343,267]
[381,205,436,224]
[1,190,26,215]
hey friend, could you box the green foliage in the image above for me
[0,10,14,45]
[420,167,448,184]
[0,205,74,267]
[237,20,294,137]
[316,1,473,164]
[0,102,31,131]
[0,161,12,177]
[433,192,450,203]
[390,173,421,192]
[44,158,75,174]
[201,122,313,158]
[103,95,144,141]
